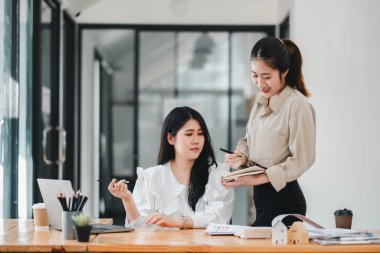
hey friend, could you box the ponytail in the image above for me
[250,37,311,97]
[282,39,310,97]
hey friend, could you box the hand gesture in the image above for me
[221,173,269,189]
[220,176,254,189]
[224,151,247,169]
[108,179,131,201]
[142,213,178,228]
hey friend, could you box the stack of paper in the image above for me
[205,223,272,239]
[205,223,252,235]
[308,228,380,245]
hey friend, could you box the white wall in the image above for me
[291,0,380,229]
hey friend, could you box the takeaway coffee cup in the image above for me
[334,208,353,229]
[32,203,49,229]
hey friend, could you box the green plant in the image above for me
[72,213,92,227]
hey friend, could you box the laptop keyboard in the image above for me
[90,224,134,234]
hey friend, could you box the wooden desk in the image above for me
[1,219,380,252]
[0,219,87,252]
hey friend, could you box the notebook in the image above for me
[37,178,134,234]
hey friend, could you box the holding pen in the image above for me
[220,148,243,157]
[220,147,248,170]
[219,148,234,154]
[97,179,129,184]
[220,147,266,170]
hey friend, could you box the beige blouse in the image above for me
[236,85,316,192]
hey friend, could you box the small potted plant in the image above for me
[72,213,92,242]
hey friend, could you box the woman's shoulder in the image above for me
[137,163,169,179]
[287,87,315,114]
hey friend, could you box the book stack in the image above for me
[308,228,380,245]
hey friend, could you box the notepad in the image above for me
[222,166,266,182]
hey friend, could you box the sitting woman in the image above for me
[108,106,234,229]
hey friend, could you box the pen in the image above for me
[219,148,234,154]
[96,179,129,184]
[220,148,267,170]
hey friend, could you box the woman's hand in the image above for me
[142,213,179,228]
[221,173,269,189]
[224,151,247,169]
[108,179,132,201]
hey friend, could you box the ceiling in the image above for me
[63,0,287,25]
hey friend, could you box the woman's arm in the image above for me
[108,179,140,222]
[142,213,194,229]
[265,102,316,192]
[186,164,235,228]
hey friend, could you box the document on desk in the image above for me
[206,223,252,235]
[308,228,380,245]
[206,223,271,238]
[308,228,367,239]
[313,238,380,245]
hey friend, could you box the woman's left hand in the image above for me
[221,174,269,189]
[142,213,178,227]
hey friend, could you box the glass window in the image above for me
[139,32,176,168]
[0,0,15,219]
[0,0,5,219]
[0,0,33,219]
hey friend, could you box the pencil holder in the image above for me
[62,211,81,240]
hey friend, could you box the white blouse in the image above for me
[127,162,234,228]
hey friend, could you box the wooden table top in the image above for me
[1,219,380,252]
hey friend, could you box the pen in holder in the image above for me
[62,211,81,240]
[57,190,89,240]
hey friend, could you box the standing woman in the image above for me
[223,37,316,227]
[109,106,234,229]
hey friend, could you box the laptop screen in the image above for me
[37,178,74,230]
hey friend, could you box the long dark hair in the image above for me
[250,37,310,97]
[157,106,217,211]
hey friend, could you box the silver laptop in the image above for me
[37,178,74,230]
[37,178,134,234]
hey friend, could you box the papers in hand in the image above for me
[206,223,271,239]
[222,166,265,182]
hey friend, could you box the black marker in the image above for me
[219,148,234,154]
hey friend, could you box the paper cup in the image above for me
[32,203,49,229]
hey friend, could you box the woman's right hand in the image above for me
[224,151,247,169]
[108,179,132,201]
